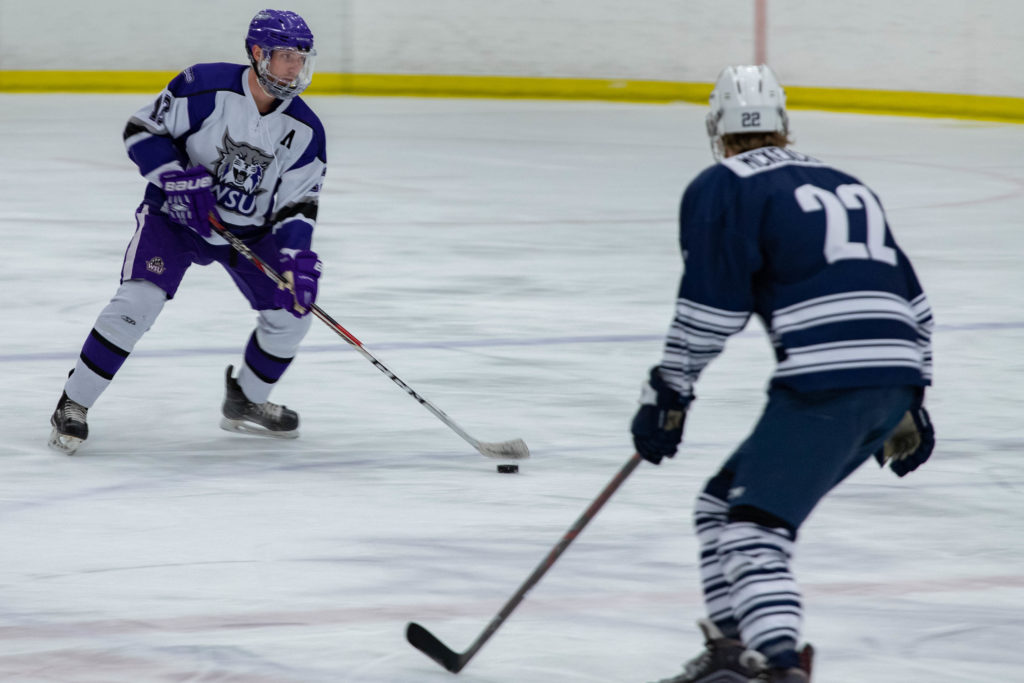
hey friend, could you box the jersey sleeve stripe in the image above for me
[272,199,319,226]
[123,119,158,142]
[661,297,751,394]
[127,135,185,178]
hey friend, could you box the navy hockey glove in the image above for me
[631,366,692,465]
[874,392,935,477]
[160,166,218,238]
[274,248,322,317]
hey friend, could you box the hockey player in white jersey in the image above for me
[631,66,936,682]
[49,9,327,455]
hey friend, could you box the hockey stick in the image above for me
[406,452,644,673]
[208,214,529,459]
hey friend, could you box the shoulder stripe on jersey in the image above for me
[660,297,751,394]
[167,63,246,98]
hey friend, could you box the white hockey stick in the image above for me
[209,214,529,460]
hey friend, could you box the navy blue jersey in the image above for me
[661,146,933,395]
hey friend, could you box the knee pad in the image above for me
[717,521,795,586]
[95,279,168,351]
[254,307,313,358]
[65,279,167,407]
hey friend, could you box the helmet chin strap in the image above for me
[710,137,726,161]
[252,72,276,100]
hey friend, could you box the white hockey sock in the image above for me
[236,308,311,404]
[694,492,738,635]
[717,521,801,657]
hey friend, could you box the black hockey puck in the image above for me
[497,464,519,474]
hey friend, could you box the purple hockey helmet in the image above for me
[245,9,317,100]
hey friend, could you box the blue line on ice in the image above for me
[3,321,1021,364]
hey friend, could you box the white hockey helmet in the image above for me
[705,65,789,160]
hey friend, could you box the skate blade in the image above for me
[48,429,83,455]
[219,417,299,440]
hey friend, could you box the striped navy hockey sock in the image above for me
[717,521,802,659]
[694,492,743,639]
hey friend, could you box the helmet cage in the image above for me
[251,46,317,100]
[245,9,316,100]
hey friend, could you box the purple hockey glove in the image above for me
[160,166,218,237]
[274,249,322,317]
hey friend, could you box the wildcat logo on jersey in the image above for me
[214,133,273,216]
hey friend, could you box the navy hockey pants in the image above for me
[705,384,917,531]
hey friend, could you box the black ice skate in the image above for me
[48,391,89,455]
[755,668,809,683]
[219,365,299,438]
[649,619,767,683]
[752,645,814,683]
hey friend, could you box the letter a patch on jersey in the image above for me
[280,130,295,149]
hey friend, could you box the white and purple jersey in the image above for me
[123,62,326,251]
[662,147,933,395]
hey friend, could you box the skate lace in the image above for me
[682,649,713,677]
[649,650,711,683]
[254,401,284,420]
[61,398,88,423]
[662,642,761,682]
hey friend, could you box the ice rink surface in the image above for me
[2,93,1023,682]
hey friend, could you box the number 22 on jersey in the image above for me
[795,183,897,266]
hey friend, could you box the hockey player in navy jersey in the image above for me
[632,66,935,683]
[49,9,327,454]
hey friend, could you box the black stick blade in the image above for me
[406,622,467,673]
